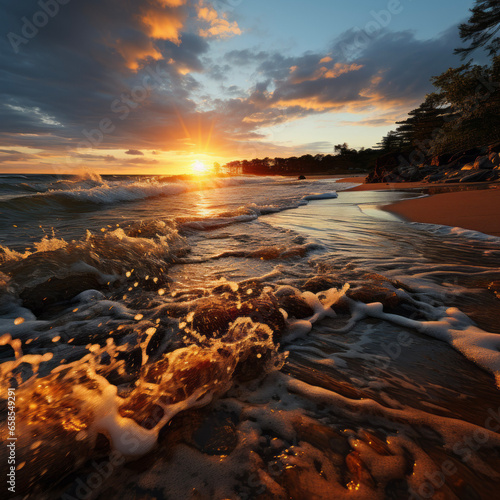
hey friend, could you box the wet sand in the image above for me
[384,187,500,236]
[340,177,500,237]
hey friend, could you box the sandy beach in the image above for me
[384,187,500,236]
[340,176,500,237]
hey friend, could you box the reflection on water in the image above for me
[1,177,500,499]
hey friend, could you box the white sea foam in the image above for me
[351,301,500,388]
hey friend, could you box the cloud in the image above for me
[225,49,269,66]
[0,149,22,154]
[75,154,118,162]
[125,149,145,155]
[124,158,159,164]
[339,118,395,127]
[0,0,465,168]
[219,25,462,120]
[197,0,241,39]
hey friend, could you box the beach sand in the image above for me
[339,176,500,237]
[384,187,500,237]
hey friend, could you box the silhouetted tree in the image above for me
[455,0,500,58]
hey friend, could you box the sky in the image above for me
[0,0,479,174]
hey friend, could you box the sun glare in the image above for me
[191,160,209,174]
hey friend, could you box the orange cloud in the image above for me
[324,63,363,79]
[141,10,185,42]
[157,0,186,6]
[290,62,363,84]
[197,0,241,39]
[271,97,346,112]
[114,39,163,70]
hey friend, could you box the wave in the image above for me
[0,178,343,231]
[0,176,284,213]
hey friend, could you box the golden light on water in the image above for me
[191,160,209,174]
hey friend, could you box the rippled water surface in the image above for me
[1,173,500,499]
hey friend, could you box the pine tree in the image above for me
[455,0,500,58]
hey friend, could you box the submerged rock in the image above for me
[19,273,107,316]
[303,276,343,293]
[161,408,239,456]
[346,284,400,309]
[277,293,314,319]
[191,297,287,342]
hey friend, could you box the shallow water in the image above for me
[1,174,500,499]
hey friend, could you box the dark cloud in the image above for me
[0,149,22,154]
[125,149,144,155]
[225,49,269,66]
[75,154,118,162]
[206,63,232,80]
[0,0,212,155]
[0,0,467,165]
[242,25,463,113]
[296,141,334,152]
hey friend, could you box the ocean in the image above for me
[1,173,500,499]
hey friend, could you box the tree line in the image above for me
[219,146,380,176]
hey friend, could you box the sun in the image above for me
[191,160,209,175]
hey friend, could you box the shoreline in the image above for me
[339,177,500,237]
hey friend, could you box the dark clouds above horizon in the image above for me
[0,0,471,171]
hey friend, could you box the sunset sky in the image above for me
[0,0,479,174]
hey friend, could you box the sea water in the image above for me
[0,173,500,499]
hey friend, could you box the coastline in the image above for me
[339,177,500,237]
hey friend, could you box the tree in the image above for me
[429,56,500,152]
[394,96,452,147]
[455,0,500,58]
[334,143,356,155]
[376,131,406,152]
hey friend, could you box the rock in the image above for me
[233,343,276,381]
[191,302,234,337]
[489,143,500,154]
[474,156,494,169]
[489,152,500,166]
[190,297,287,342]
[347,284,400,309]
[187,411,238,455]
[431,153,455,166]
[460,170,492,182]
[298,175,306,180]
[425,172,445,182]
[303,276,343,293]
[19,273,106,316]
[366,152,408,183]
[486,170,500,181]
[278,294,314,319]
[161,409,239,456]
[237,299,287,342]
[448,153,479,168]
